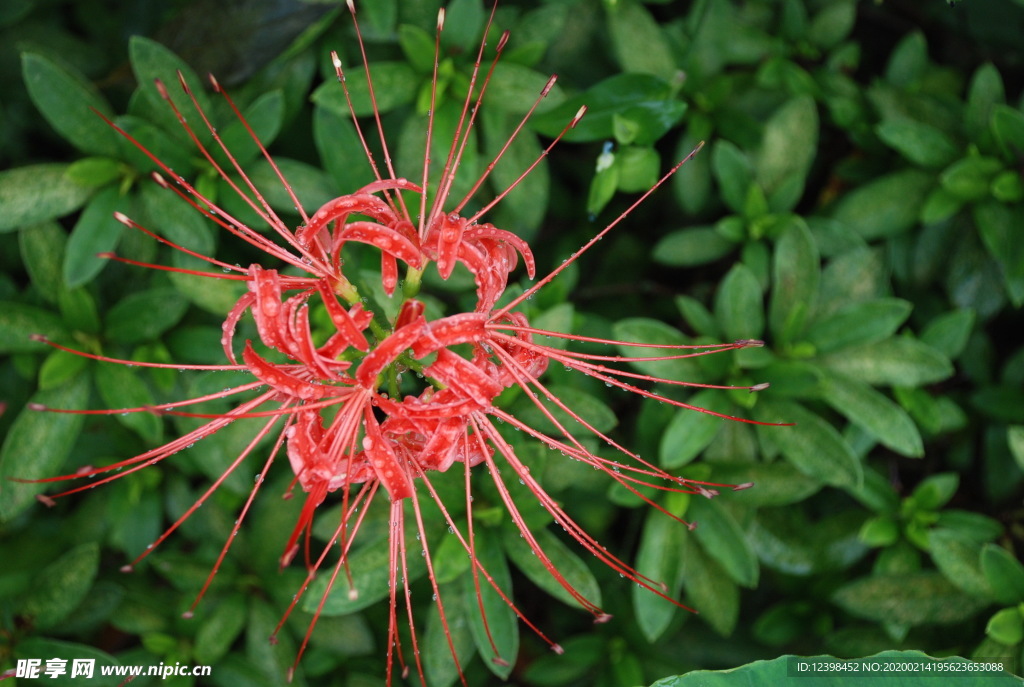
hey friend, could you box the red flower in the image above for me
[26,1,783,683]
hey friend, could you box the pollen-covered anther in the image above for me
[151,171,170,188]
[749,382,770,393]
[733,482,755,491]
[346,0,355,14]
[437,7,445,30]
[113,211,133,226]
[181,611,194,619]
[35,494,56,508]
[331,51,342,70]
[552,644,565,656]
[208,73,221,92]
[120,565,134,573]
[348,588,359,601]
[594,613,613,624]
[29,333,48,343]
[97,252,116,259]
[27,402,48,411]
[735,338,765,347]
[571,105,587,127]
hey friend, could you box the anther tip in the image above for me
[28,402,48,411]
[36,494,56,507]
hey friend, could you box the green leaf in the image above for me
[927,529,993,599]
[754,399,862,489]
[808,1,856,49]
[715,263,764,342]
[910,472,959,510]
[0,164,93,233]
[648,651,1021,687]
[503,526,602,611]
[688,497,758,588]
[424,582,477,687]
[941,155,1004,201]
[0,302,69,354]
[313,104,376,192]
[768,218,819,345]
[1010,426,1024,473]
[653,227,735,267]
[63,185,124,288]
[466,531,517,678]
[194,594,248,665]
[22,52,121,157]
[612,318,703,383]
[513,384,617,437]
[615,145,659,192]
[975,201,1024,282]
[832,571,989,625]
[19,221,67,303]
[312,61,418,117]
[0,372,89,521]
[531,73,686,145]
[129,36,211,138]
[398,22,435,73]
[819,370,923,457]
[104,287,190,344]
[486,62,565,116]
[95,362,162,444]
[875,119,958,168]
[39,350,89,390]
[982,544,1024,605]
[965,63,1005,140]
[986,607,1024,646]
[659,390,729,469]
[818,337,953,387]
[680,535,739,636]
[19,542,99,630]
[830,170,933,241]
[991,104,1024,160]
[607,0,677,81]
[633,502,687,641]
[215,89,285,166]
[708,462,821,507]
[920,309,975,359]
[757,95,818,212]
[885,31,928,87]
[711,139,754,214]
[806,298,912,354]
[304,530,427,615]
[481,106,549,238]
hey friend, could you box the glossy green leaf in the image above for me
[486,62,565,116]
[830,170,933,241]
[63,185,124,288]
[481,106,549,237]
[0,164,93,233]
[466,531,517,678]
[819,370,923,457]
[832,571,989,625]
[1010,426,1024,473]
[14,639,121,687]
[0,372,89,521]
[0,302,69,354]
[648,651,1021,687]
[659,390,730,468]
[129,36,211,137]
[18,221,66,304]
[818,337,953,387]
[754,399,862,489]
[503,525,602,611]
[38,350,88,390]
[941,155,1004,201]
[688,497,758,588]
[768,219,819,345]
[981,544,1024,605]
[313,104,376,192]
[194,594,250,665]
[910,472,959,510]
[22,52,121,157]
[876,119,958,168]
[975,201,1024,282]
[58,286,101,336]
[104,287,189,344]
[965,63,1005,139]
[531,73,686,145]
[986,607,1024,646]
[653,227,735,267]
[885,31,928,87]
[808,1,856,49]
[215,89,285,166]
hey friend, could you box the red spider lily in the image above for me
[24,1,786,683]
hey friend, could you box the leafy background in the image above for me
[2,0,1024,685]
